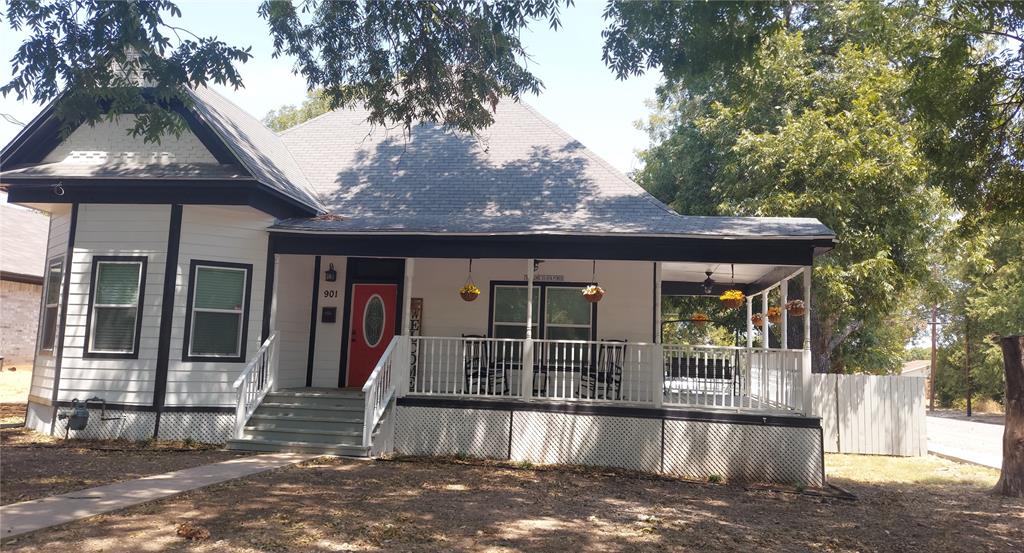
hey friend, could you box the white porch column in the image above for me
[745,295,754,348]
[653,262,662,343]
[780,278,789,350]
[801,266,813,415]
[761,292,770,348]
[521,258,535,399]
[652,262,664,408]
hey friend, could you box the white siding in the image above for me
[43,116,217,166]
[274,254,315,388]
[311,256,346,387]
[166,205,273,407]
[410,258,656,342]
[55,204,170,405]
[28,204,72,405]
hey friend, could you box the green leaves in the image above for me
[2,0,252,142]
[258,0,571,133]
[635,7,948,373]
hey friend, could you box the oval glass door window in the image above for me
[363,294,386,347]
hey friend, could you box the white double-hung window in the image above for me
[38,258,64,353]
[85,257,146,357]
[184,262,251,361]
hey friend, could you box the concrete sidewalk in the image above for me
[1,452,317,539]
[926,415,1003,470]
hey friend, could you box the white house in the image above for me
[0,87,835,486]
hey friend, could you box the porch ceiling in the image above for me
[660,262,801,296]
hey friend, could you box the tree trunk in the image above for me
[994,335,1024,497]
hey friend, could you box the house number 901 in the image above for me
[323,290,338,298]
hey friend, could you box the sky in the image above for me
[0,0,660,174]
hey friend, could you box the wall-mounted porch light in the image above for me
[325,263,337,282]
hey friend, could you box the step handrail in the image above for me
[232,333,278,439]
[361,335,404,447]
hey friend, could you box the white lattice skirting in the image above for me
[394,405,825,487]
[54,408,158,441]
[25,400,235,445]
[396,407,510,459]
[157,411,235,444]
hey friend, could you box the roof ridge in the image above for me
[515,100,680,218]
[276,105,343,137]
[188,86,325,212]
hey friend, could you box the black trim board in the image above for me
[338,258,405,388]
[152,205,183,439]
[0,271,44,285]
[49,398,234,414]
[260,238,275,343]
[0,95,61,166]
[269,232,834,264]
[49,203,77,434]
[305,256,322,387]
[396,396,822,429]
[82,256,149,360]
[181,259,254,363]
[5,181,312,219]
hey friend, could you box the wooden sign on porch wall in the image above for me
[410,298,423,382]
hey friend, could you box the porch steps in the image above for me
[225,389,372,457]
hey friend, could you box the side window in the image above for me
[85,257,146,357]
[183,262,252,361]
[38,257,64,353]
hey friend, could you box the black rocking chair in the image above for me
[582,340,626,400]
[463,334,508,395]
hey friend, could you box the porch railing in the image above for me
[231,333,278,439]
[362,335,408,447]
[404,335,806,414]
[662,345,803,411]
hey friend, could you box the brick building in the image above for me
[0,199,49,368]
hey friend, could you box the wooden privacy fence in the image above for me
[811,374,927,456]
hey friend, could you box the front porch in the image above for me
[262,255,815,415]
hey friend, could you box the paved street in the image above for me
[926,412,1004,469]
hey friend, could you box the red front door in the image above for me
[346,283,398,388]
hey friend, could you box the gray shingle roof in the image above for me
[187,87,324,212]
[0,202,49,278]
[275,101,834,238]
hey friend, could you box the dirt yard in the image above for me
[0,405,248,505]
[2,452,1019,552]
[0,364,33,403]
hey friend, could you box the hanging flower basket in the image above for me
[459,283,481,302]
[751,313,765,327]
[767,306,783,324]
[719,289,745,309]
[581,284,605,303]
[785,299,806,317]
[691,312,710,327]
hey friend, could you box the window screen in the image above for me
[187,265,248,358]
[88,260,144,354]
[39,258,63,352]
